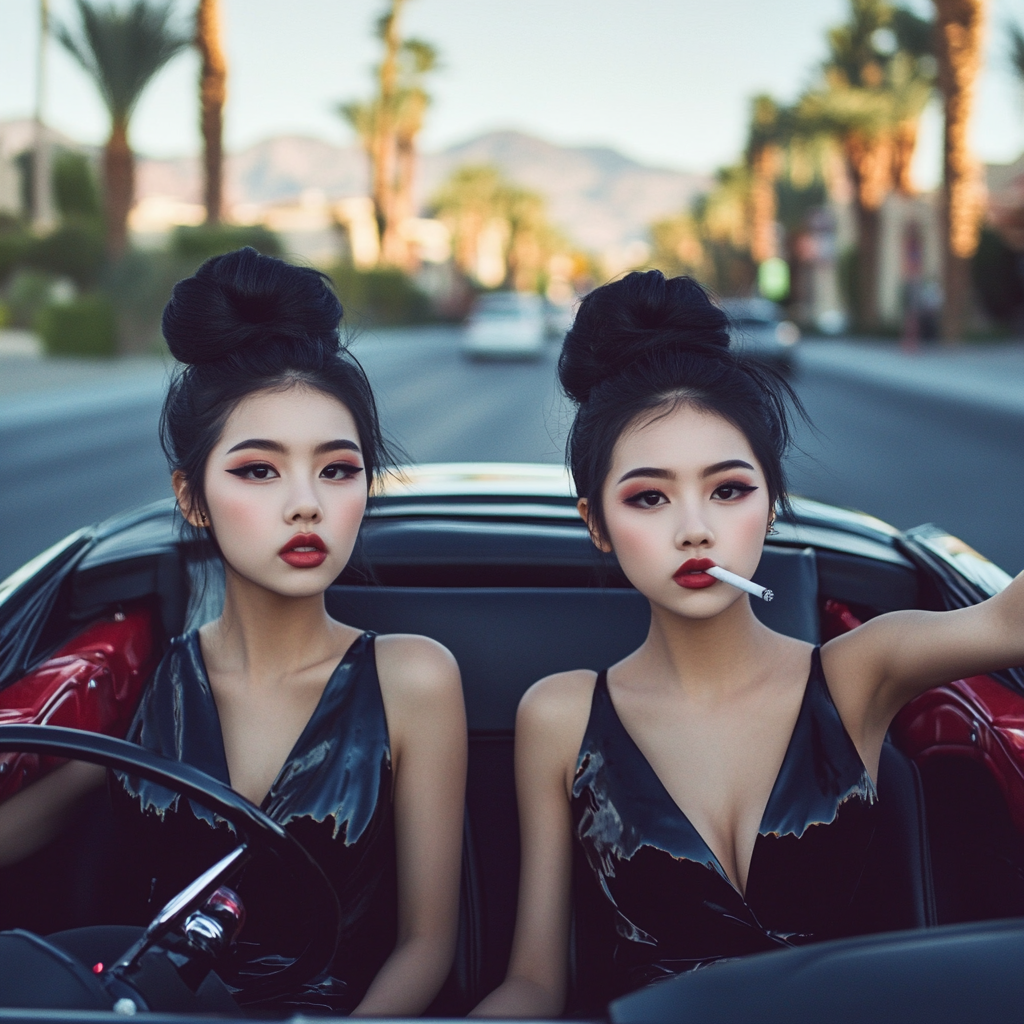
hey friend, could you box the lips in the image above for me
[673,557,717,589]
[279,533,328,569]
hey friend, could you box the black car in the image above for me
[0,464,1022,1022]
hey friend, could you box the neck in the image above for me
[205,565,339,680]
[637,595,778,700]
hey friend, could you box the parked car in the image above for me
[0,463,1023,1021]
[720,296,800,372]
[463,292,547,360]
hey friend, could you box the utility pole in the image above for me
[33,0,54,230]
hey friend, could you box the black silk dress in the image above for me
[571,647,880,1001]
[109,630,396,1014]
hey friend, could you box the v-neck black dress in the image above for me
[108,630,396,1014]
[570,648,879,1000]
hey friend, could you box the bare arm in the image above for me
[0,760,106,868]
[353,635,467,1017]
[472,671,595,1018]
[824,571,1024,762]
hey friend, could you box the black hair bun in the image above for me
[162,247,342,365]
[558,270,730,403]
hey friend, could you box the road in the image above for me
[1,327,1022,580]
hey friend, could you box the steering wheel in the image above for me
[0,724,342,1008]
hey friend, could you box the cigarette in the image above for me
[706,566,773,602]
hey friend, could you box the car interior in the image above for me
[1,502,1023,1018]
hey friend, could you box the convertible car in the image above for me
[0,463,1022,1022]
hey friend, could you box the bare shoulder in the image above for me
[517,669,597,761]
[373,632,463,706]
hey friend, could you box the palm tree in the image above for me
[372,0,407,264]
[55,0,189,258]
[932,0,988,341]
[392,39,439,248]
[799,0,935,330]
[745,95,786,266]
[195,0,227,225]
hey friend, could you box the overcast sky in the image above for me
[2,0,1023,188]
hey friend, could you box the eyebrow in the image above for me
[616,459,754,485]
[702,459,754,477]
[225,438,362,456]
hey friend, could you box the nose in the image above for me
[284,480,323,525]
[673,498,713,550]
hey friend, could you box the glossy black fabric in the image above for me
[571,648,879,999]
[109,630,396,1014]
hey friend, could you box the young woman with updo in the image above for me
[121,248,467,1015]
[0,248,467,1016]
[473,270,1024,1017]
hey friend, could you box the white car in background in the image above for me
[463,292,547,360]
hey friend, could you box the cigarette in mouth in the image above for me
[706,565,774,602]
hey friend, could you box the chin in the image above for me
[655,587,745,620]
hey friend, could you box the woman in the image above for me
[1,248,466,1015]
[474,270,1024,1017]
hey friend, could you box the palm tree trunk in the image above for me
[845,132,893,331]
[891,119,919,196]
[196,0,227,226]
[933,0,988,342]
[104,116,133,259]
[374,0,406,265]
[749,144,779,265]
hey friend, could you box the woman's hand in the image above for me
[353,634,467,1017]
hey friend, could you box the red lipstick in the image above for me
[279,533,328,568]
[673,557,717,589]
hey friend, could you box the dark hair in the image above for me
[159,247,392,541]
[559,270,802,539]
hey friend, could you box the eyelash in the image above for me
[621,481,757,508]
[713,481,757,500]
[226,462,364,481]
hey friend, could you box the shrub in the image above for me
[36,294,117,357]
[26,224,106,290]
[52,151,102,224]
[5,270,54,329]
[971,228,1024,325]
[170,224,283,260]
[0,230,30,288]
[330,265,433,326]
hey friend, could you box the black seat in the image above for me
[328,544,935,1010]
[326,545,825,1010]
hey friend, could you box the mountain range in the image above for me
[136,130,712,254]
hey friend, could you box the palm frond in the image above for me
[54,0,190,121]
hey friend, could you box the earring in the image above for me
[767,514,777,536]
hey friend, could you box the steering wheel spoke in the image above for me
[110,842,251,980]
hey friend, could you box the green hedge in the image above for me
[170,224,283,260]
[330,265,433,326]
[971,228,1024,325]
[36,294,117,357]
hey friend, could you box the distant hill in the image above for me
[135,129,711,253]
[421,131,711,252]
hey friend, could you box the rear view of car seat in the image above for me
[327,545,834,1009]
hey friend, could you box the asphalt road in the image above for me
[1,326,1022,581]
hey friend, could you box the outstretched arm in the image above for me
[825,571,1024,758]
[353,635,467,1017]
[472,670,594,1018]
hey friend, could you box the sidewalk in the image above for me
[797,339,1024,418]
